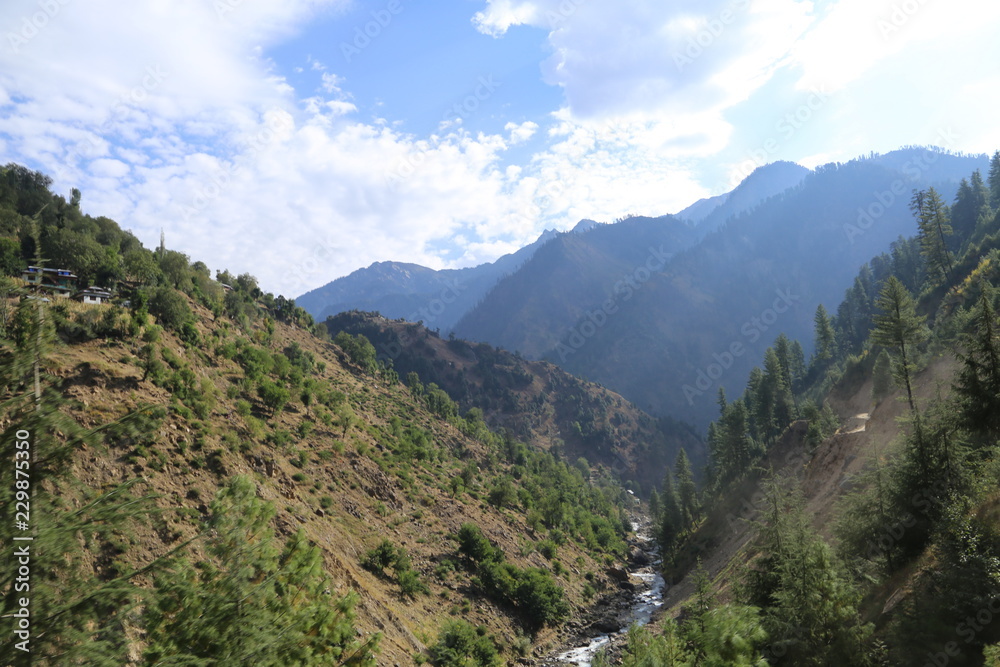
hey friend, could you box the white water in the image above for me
[552,521,665,666]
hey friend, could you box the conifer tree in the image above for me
[749,480,874,666]
[988,150,1000,209]
[911,187,954,283]
[871,276,927,415]
[674,448,699,528]
[763,347,796,436]
[954,286,1000,444]
[648,487,661,523]
[0,295,160,665]
[949,170,991,249]
[812,305,836,364]
[871,348,893,404]
[144,475,379,665]
[658,470,683,551]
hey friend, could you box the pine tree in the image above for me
[871,348,893,404]
[813,304,836,364]
[750,480,874,667]
[144,476,379,665]
[763,347,795,436]
[674,448,699,528]
[911,187,954,283]
[788,339,806,390]
[871,276,927,415]
[954,286,1000,445]
[658,471,683,550]
[988,150,1000,209]
[0,296,160,665]
[648,487,661,523]
[951,171,989,246]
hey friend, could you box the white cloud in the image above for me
[505,120,538,144]
[2,0,998,300]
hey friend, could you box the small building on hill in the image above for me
[22,266,78,298]
[74,287,114,305]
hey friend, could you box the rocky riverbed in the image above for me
[530,516,666,666]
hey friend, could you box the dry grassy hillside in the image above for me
[28,295,636,665]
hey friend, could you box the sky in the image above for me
[1,0,999,298]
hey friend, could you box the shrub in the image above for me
[147,286,191,330]
[397,568,429,598]
[362,539,402,574]
[457,524,502,564]
[537,539,558,560]
[257,379,290,417]
[427,620,501,667]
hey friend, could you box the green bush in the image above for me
[457,524,502,564]
[147,286,191,330]
[427,620,501,667]
[257,379,290,417]
[397,568,429,598]
[537,539,558,560]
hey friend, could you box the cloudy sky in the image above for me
[1,0,998,297]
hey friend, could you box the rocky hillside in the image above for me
[324,310,704,493]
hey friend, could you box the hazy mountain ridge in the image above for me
[296,229,559,331]
[452,214,700,358]
[549,150,988,427]
[445,148,986,429]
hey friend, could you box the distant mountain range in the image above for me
[300,148,989,429]
[295,229,559,332]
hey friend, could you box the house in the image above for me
[21,266,78,298]
[74,287,114,305]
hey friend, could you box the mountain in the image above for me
[675,191,729,224]
[452,214,700,359]
[295,228,559,332]
[297,161,810,336]
[324,310,704,492]
[451,148,988,429]
[688,160,811,235]
[675,160,810,229]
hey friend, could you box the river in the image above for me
[541,518,666,666]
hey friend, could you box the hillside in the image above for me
[549,148,987,428]
[603,150,1000,666]
[324,310,704,493]
[0,166,648,666]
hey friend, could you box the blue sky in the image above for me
[1,0,999,296]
